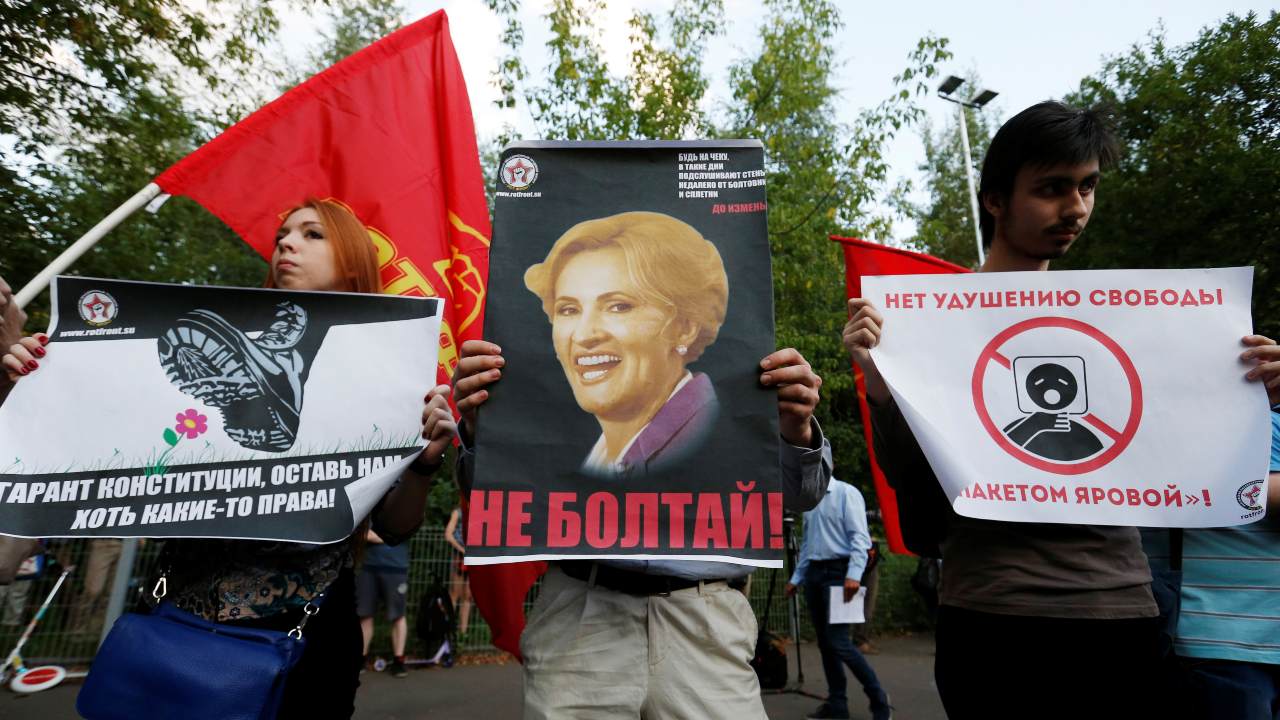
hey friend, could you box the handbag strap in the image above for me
[152,571,322,639]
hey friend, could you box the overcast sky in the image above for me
[281,0,1277,240]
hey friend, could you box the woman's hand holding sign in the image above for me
[419,384,458,466]
[2,333,49,383]
[842,298,890,406]
[1242,334,1280,406]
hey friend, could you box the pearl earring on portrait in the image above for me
[676,344,688,356]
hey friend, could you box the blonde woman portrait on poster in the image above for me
[523,211,729,477]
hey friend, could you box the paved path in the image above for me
[1,634,944,720]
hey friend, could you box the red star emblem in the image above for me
[82,293,112,319]
[505,158,532,182]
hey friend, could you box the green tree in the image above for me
[0,0,304,324]
[1059,12,1280,338]
[486,0,723,141]
[724,0,949,486]
[4,83,269,330]
[901,74,998,268]
[0,1,278,154]
[295,0,405,83]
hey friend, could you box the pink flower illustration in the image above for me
[174,409,208,440]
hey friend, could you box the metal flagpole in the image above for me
[955,104,985,266]
[14,183,163,309]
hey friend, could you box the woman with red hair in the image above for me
[4,198,451,718]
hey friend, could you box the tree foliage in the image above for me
[1057,11,1280,339]
[486,0,722,141]
[0,1,286,156]
[0,0,390,328]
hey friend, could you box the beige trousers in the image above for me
[522,566,767,720]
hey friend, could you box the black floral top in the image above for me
[156,481,417,622]
[161,539,351,622]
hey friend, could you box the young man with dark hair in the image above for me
[841,101,1192,718]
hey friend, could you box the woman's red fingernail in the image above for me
[18,367,28,375]
[26,361,37,370]
[33,347,45,358]
[37,334,49,344]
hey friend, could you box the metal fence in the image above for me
[1,527,921,666]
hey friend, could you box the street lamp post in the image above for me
[937,76,998,266]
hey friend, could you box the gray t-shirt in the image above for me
[872,398,1156,619]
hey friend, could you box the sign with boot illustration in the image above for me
[0,277,442,542]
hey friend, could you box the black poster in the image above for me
[471,140,782,566]
[0,277,441,542]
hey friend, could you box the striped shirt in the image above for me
[1170,411,1280,663]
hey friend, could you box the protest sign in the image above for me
[864,267,1271,527]
[470,140,782,566]
[0,277,441,542]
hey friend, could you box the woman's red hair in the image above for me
[266,198,381,294]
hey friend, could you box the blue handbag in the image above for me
[76,575,320,720]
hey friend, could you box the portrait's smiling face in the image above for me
[551,246,687,423]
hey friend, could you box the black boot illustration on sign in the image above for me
[157,302,312,452]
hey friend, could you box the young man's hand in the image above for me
[842,298,883,367]
[1242,335,1280,406]
[842,298,890,405]
[760,347,821,448]
[785,582,798,597]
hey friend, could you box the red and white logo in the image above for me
[500,154,539,191]
[1237,480,1264,512]
[78,290,118,327]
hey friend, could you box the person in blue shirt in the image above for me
[786,477,890,720]
[1172,410,1280,719]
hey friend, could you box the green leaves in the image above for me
[485,0,723,142]
[163,428,180,447]
[1057,11,1280,339]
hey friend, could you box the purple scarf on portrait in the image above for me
[618,372,719,473]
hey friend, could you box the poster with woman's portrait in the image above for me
[471,140,782,567]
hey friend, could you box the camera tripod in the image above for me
[761,513,825,700]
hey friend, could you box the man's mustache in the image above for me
[1047,223,1084,234]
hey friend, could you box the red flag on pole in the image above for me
[154,9,544,659]
[832,236,970,555]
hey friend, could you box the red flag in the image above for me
[832,236,970,555]
[154,10,544,659]
[156,10,486,387]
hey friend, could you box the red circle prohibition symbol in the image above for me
[971,317,1143,475]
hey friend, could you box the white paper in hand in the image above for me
[828,586,867,624]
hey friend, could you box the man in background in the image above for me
[787,477,890,720]
[358,528,412,678]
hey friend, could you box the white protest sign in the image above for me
[0,277,441,543]
[865,267,1270,527]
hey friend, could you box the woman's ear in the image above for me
[670,316,699,352]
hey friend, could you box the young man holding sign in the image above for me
[844,101,1280,717]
